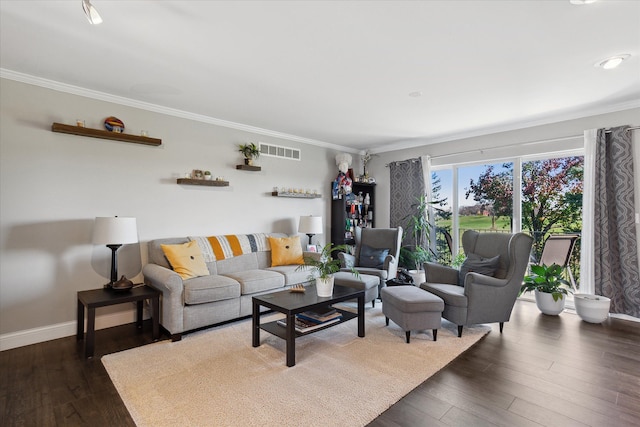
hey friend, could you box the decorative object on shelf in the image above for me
[271,190,321,198]
[51,122,162,146]
[192,169,204,179]
[177,178,229,187]
[204,171,212,180]
[361,150,377,181]
[573,294,611,323]
[76,119,85,127]
[104,116,125,133]
[92,216,138,289]
[238,143,260,166]
[298,215,323,245]
[333,153,353,199]
[519,263,571,315]
[297,243,358,297]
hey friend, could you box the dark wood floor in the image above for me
[1,300,639,426]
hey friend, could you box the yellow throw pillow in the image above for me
[269,236,304,267]
[161,241,210,280]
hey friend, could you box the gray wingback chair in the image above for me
[420,230,533,337]
[337,226,403,295]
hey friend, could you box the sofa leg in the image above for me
[457,325,463,338]
[499,322,504,333]
[432,329,438,341]
[405,331,410,343]
[171,333,182,342]
[385,316,389,326]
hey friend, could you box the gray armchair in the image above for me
[338,226,403,295]
[420,230,533,337]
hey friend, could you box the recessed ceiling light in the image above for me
[595,54,631,70]
[408,91,422,98]
[569,0,597,5]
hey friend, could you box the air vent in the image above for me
[259,143,300,161]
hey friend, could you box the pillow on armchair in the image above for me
[359,244,389,269]
[458,253,500,285]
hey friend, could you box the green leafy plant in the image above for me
[451,252,466,269]
[238,143,260,159]
[519,263,571,302]
[399,194,434,270]
[297,243,359,280]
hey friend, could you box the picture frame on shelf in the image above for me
[307,245,318,252]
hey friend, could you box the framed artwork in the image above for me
[307,245,318,252]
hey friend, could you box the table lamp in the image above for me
[298,215,323,245]
[92,216,138,288]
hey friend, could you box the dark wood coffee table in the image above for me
[252,284,365,367]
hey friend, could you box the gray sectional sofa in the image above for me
[142,233,317,341]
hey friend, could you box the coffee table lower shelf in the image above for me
[260,309,357,338]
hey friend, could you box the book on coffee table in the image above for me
[296,310,342,324]
[276,316,341,333]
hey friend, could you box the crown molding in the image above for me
[0,68,358,154]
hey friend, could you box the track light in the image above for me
[82,0,103,25]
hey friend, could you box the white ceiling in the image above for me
[1,1,639,153]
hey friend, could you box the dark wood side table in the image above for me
[77,285,160,358]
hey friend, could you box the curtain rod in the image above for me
[384,125,639,166]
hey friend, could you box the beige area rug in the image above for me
[102,305,490,427]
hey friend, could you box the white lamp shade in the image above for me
[298,215,323,235]
[92,217,138,245]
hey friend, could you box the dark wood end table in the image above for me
[77,285,160,358]
[252,284,365,367]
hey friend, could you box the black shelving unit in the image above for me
[331,182,376,246]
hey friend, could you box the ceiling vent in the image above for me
[259,143,301,161]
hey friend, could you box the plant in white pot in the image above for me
[519,264,571,315]
[298,243,358,297]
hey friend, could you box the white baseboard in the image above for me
[0,307,146,351]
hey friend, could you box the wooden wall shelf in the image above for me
[271,191,321,199]
[236,165,261,171]
[51,123,162,146]
[177,178,229,187]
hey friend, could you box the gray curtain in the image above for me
[594,126,640,317]
[389,158,424,247]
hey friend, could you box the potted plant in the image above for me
[399,194,433,284]
[238,143,260,166]
[298,243,358,297]
[204,170,212,180]
[519,263,571,315]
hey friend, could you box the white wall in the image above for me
[0,78,341,349]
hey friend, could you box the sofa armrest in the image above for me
[338,252,356,268]
[142,263,185,335]
[424,261,459,285]
[384,255,399,279]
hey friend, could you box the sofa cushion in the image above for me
[458,253,500,285]
[269,236,304,267]
[183,275,241,305]
[267,265,316,285]
[359,244,389,269]
[161,241,210,280]
[223,269,285,294]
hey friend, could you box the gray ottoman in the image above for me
[333,272,379,307]
[381,286,444,343]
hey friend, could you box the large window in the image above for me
[432,152,584,288]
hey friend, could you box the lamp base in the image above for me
[104,276,134,291]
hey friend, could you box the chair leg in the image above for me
[457,325,463,338]
[405,331,410,343]
[499,322,504,333]
[385,316,389,326]
[371,300,375,308]
[432,329,438,341]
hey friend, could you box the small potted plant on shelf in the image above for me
[204,170,212,180]
[238,143,260,166]
[298,243,358,297]
[519,263,571,315]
